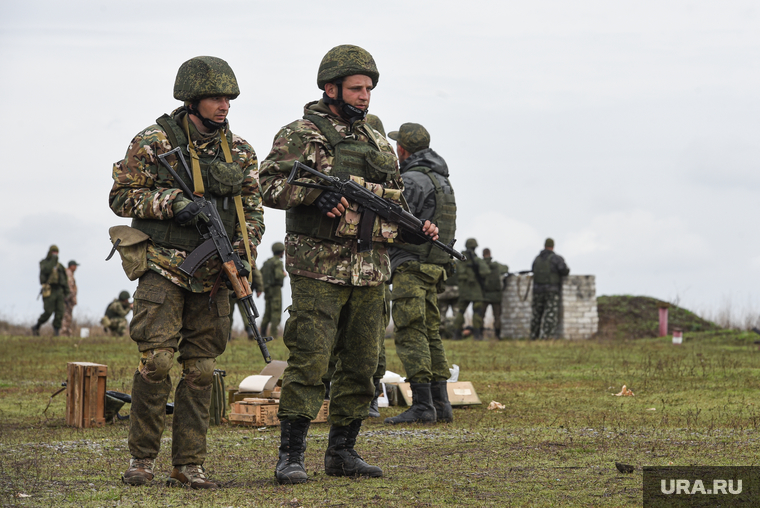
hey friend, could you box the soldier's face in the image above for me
[328,75,372,110]
[197,96,230,123]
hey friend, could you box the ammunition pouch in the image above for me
[41,284,52,298]
[107,225,150,281]
[207,160,244,197]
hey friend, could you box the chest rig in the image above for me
[285,114,397,242]
[131,113,244,255]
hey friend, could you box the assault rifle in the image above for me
[286,161,465,261]
[157,147,273,363]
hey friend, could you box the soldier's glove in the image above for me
[314,190,344,216]
[172,197,209,226]
[239,260,251,279]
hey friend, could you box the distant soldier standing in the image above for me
[102,291,133,336]
[60,260,79,336]
[32,245,70,336]
[109,56,264,488]
[259,45,438,484]
[477,248,509,339]
[260,242,286,337]
[384,122,457,426]
[530,238,570,339]
[229,264,263,340]
[452,238,490,340]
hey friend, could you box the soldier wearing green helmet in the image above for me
[101,290,133,337]
[109,56,264,489]
[260,242,287,337]
[32,244,70,336]
[452,238,491,340]
[259,44,439,484]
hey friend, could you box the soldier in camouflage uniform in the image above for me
[60,260,79,336]
[260,242,287,337]
[384,122,456,426]
[259,45,438,484]
[32,245,70,336]
[102,291,133,336]
[452,238,490,340]
[476,248,509,339]
[109,57,264,489]
[530,238,570,339]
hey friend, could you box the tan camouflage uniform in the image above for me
[109,108,263,468]
[103,299,131,336]
[60,266,78,336]
[259,99,400,426]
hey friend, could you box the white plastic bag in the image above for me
[448,364,459,382]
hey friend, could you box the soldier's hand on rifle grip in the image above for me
[315,190,348,218]
[422,220,439,241]
[172,197,209,226]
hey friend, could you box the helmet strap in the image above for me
[187,102,228,131]
[323,81,367,125]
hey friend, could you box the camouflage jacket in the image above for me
[262,255,286,290]
[105,299,131,320]
[109,108,265,292]
[482,257,509,303]
[259,100,401,287]
[532,249,570,293]
[65,267,78,305]
[456,249,491,301]
[39,255,70,294]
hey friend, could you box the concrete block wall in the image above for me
[501,274,598,340]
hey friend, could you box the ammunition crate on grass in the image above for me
[228,398,329,427]
[66,362,108,428]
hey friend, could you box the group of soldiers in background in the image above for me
[439,236,570,340]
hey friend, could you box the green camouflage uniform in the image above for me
[453,249,491,333]
[530,249,570,339]
[260,254,286,337]
[35,251,70,331]
[104,299,132,336]
[259,99,400,426]
[476,256,509,338]
[109,108,263,467]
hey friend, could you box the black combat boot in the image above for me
[495,328,501,340]
[368,380,381,418]
[324,419,383,477]
[430,381,453,423]
[53,328,60,337]
[31,324,40,336]
[275,417,310,484]
[473,328,483,341]
[383,382,436,425]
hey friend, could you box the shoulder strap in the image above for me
[303,114,343,150]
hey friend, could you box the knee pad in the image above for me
[182,357,216,390]
[139,348,175,383]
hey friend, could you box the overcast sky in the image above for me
[1,0,759,328]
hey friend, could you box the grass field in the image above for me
[2,329,760,507]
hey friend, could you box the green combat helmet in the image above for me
[465,238,478,250]
[272,242,285,254]
[119,291,131,301]
[317,45,379,90]
[173,56,240,102]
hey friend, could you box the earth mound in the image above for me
[596,295,720,339]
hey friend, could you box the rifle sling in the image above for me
[357,209,376,253]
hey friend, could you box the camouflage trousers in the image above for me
[107,317,128,337]
[391,262,450,383]
[279,275,383,426]
[453,299,486,332]
[531,291,560,339]
[36,286,66,330]
[60,300,75,336]
[260,288,282,337]
[474,301,502,336]
[437,296,457,321]
[128,271,230,466]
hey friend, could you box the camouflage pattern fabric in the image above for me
[387,123,430,154]
[317,45,379,89]
[109,108,264,293]
[60,267,78,336]
[278,275,383,426]
[456,249,490,301]
[104,299,131,336]
[173,56,239,101]
[453,298,486,333]
[482,258,509,304]
[260,289,282,337]
[259,100,401,288]
[36,286,66,330]
[531,291,560,339]
[128,271,230,465]
[391,261,449,383]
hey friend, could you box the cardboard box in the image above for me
[228,360,287,406]
[396,381,481,407]
[228,398,329,427]
[66,362,107,428]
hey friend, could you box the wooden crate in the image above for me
[66,362,107,428]
[228,398,328,427]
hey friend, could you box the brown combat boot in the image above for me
[167,464,219,489]
[122,457,155,486]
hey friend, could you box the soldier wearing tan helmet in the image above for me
[259,44,438,484]
[109,56,264,489]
